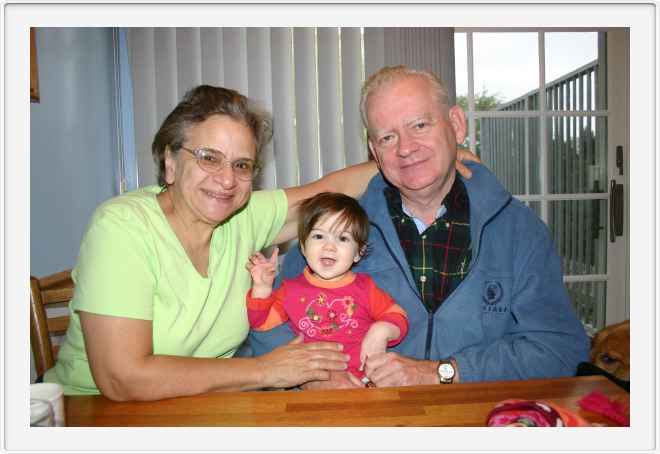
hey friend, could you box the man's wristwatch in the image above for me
[437,359,455,384]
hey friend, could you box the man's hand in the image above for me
[300,370,362,390]
[455,147,481,179]
[363,352,440,387]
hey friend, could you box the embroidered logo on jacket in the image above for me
[482,281,507,313]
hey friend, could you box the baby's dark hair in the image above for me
[297,192,370,257]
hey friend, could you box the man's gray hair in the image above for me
[359,65,450,132]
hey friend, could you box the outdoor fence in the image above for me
[478,60,607,330]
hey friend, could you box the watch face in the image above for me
[439,362,454,378]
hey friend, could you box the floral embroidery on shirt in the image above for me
[298,292,359,338]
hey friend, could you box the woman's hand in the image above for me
[259,333,350,389]
[300,370,362,390]
[455,147,481,179]
[81,314,348,400]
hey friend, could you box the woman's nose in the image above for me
[212,163,236,188]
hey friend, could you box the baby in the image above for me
[246,192,408,387]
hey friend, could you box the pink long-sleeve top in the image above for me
[247,267,409,377]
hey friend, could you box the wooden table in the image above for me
[65,376,629,427]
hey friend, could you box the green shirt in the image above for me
[44,185,287,395]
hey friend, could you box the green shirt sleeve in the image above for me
[73,194,158,320]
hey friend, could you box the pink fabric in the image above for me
[578,391,630,426]
[248,270,408,377]
[487,399,590,427]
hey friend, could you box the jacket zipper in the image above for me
[424,312,433,359]
[423,194,513,359]
[372,221,435,359]
[366,178,513,363]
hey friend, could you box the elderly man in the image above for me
[250,65,590,388]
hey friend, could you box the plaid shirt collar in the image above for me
[385,173,469,230]
[384,173,472,312]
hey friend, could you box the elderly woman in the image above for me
[44,85,475,401]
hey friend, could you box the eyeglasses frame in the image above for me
[179,146,261,181]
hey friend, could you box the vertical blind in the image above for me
[125,27,454,190]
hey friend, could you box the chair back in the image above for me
[30,269,74,376]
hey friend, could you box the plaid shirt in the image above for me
[385,174,472,313]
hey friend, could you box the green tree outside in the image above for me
[455,87,504,154]
[456,87,503,112]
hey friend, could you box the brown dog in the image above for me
[590,320,630,381]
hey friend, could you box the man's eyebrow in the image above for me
[405,114,435,127]
[371,114,434,137]
[370,126,393,138]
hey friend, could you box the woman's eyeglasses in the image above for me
[180,147,261,181]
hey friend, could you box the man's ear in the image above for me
[164,146,177,185]
[448,106,467,144]
[367,139,381,168]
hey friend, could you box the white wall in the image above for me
[30,28,120,277]
[30,28,120,380]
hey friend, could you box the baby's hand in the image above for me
[359,321,400,372]
[246,247,279,297]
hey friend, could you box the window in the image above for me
[455,29,629,332]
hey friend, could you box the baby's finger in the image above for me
[359,351,368,370]
[269,247,280,265]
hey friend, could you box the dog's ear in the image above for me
[590,329,604,348]
[590,322,616,363]
[592,320,629,347]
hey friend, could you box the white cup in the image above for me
[30,399,55,426]
[30,383,65,427]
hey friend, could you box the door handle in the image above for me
[610,180,624,242]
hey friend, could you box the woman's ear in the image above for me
[164,146,177,185]
[448,106,467,144]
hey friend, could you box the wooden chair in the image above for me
[30,269,74,376]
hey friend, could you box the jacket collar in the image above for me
[360,162,512,262]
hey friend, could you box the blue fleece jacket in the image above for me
[249,162,590,383]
